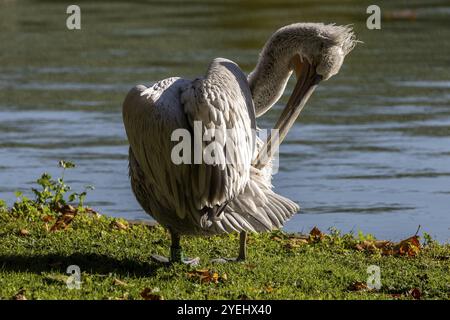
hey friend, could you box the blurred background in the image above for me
[0,0,449,241]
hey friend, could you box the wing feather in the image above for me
[123,58,257,230]
[181,58,256,211]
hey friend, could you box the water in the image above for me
[1,0,449,242]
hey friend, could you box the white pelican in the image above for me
[122,23,356,264]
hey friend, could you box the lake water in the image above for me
[1,0,449,242]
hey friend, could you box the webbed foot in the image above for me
[151,254,200,266]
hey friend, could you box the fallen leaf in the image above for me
[395,236,421,257]
[140,288,163,300]
[309,226,324,242]
[265,286,274,293]
[409,288,421,300]
[42,215,54,222]
[348,281,368,292]
[110,220,128,231]
[284,240,307,250]
[13,289,27,300]
[84,207,101,217]
[354,239,401,256]
[194,268,209,273]
[187,269,227,284]
[50,209,77,232]
[374,240,391,247]
[18,229,29,236]
[62,204,77,214]
[53,204,77,215]
[113,278,128,287]
[13,293,27,300]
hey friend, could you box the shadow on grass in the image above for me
[0,253,164,277]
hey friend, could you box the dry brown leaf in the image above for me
[13,289,27,300]
[409,288,421,300]
[395,235,421,257]
[84,207,101,217]
[62,204,76,214]
[353,235,421,257]
[309,226,324,242]
[356,240,391,252]
[113,278,128,287]
[18,229,29,236]
[50,208,77,232]
[187,269,227,284]
[140,288,163,300]
[265,286,274,293]
[42,215,54,222]
[373,240,392,248]
[348,281,368,291]
[284,242,300,250]
[13,293,27,300]
[110,220,128,231]
[194,268,209,273]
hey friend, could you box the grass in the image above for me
[1,208,450,300]
[0,163,449,300]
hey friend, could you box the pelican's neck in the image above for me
[248,40,298,117]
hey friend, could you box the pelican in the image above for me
[122,23,356,264]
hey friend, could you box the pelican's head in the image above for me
[288,23,357,81]
[250,23,357,118]
[269,23,357,143]
[250,23,358,165]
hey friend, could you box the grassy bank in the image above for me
[1,206,450,300]
[0,163,449,300]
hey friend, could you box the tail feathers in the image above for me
[209,179,299,234]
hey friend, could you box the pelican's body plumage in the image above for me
[123,23,356,263]
[123,59,297,236]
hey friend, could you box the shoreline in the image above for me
[1,205,449,300]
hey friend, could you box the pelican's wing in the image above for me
[123,77,193,220]
[180,58,256,211]
[123,59,256,225]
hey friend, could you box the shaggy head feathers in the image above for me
[260,23,357,80]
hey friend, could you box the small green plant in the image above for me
[11,160,94,217]
[422,232,435,246]
[357,230,375,242]
[0,199,7,214]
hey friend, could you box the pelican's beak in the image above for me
[274,59,322,144]
[254,59,322,169]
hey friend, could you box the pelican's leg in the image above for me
[151,229,199,266]
[237,231,247,261]
[212,231,247,263]
[169,231,183,262]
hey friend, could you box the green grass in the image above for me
[0,205,449,300]
[0,162,448,300]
